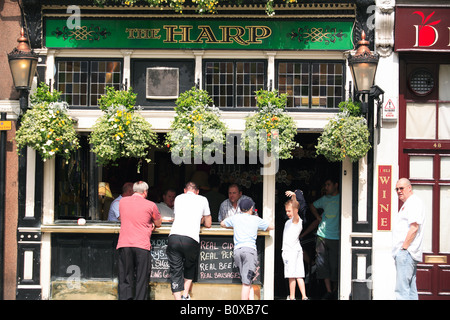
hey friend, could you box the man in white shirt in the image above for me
[392,178,425,300]
[167,181,212,300]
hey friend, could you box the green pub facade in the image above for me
[14,0,381,300]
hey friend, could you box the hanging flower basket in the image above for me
[241,89,298,160]
[165,87,227,163]
[89,87,158,170]
[15,83,80,163]
[316,99,371,162]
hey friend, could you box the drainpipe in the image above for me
[0,112,7,300]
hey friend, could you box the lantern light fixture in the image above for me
[7,28,38,91]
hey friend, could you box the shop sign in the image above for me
[377,165,392,231]
[395,7,450,52]
[44,18,353,51]
[0,121,12,131]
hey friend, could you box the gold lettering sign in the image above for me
[161,25,272,46]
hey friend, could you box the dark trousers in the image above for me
[166,235,200,293]
[117,247,152,300]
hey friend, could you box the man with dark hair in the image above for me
[218,183,255,222]
[167,181,212,300]
[108,182,134,222]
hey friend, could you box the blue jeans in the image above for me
[394,249,418,300]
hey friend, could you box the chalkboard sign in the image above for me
[197,236,264,284]
[150,236,170,282]
[149,235,265,284]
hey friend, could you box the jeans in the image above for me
[394,249,418,300]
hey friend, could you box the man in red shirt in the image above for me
[116,181,162,300]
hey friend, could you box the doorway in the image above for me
[273,133,341,300]
[399,54,450,299]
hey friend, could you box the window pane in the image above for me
[406,103,436,139]
[439,65,450,101]
[205,61,265,108]
[236,62,265,107]
[89,61,122,106]
[278,61,344,109]
[412,185,433,253]
[55,136,88,219]
[57,60,121,107]
[438,103,450,139]
[410,156,433,179]
[441,157,450,180]
[278,62,309,108]
[205,61,234,108]
[440,186,450,253]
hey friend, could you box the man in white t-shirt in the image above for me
[392,178,425,300]
[167,181,211,300]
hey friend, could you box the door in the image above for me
[399,55,450,300]
[404,154,450,299]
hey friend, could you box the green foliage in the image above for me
[338,98,362,117]
[89,87,158,170]
[29,82,61,105]
[97,86,137,112]
[15,83,79,163]
[92,0,295,15]
[174,87,213,113]
[165,87,227,160]
[316,103,371,162]
[241,89,298,160]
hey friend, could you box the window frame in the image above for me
[55,58,124,108]
[275,59,346,110]
[203,59,268,110]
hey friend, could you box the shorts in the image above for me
[234,247,258,285]
[315,236,339,281]
[282,250,305,278]
[166,234,200,293]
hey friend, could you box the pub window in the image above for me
[277,61,345,109]
[54,134,149,221]
[204,60,266,108]
[55,135,90,220]
[405,64,450,140]
[56,59,122,107]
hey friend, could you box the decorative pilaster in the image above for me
[375,0,395,57]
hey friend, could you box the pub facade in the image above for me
[7,0,446,300]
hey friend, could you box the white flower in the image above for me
[45,140,53,146]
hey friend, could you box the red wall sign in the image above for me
[377,165,392,231]
[395,7,450,52]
